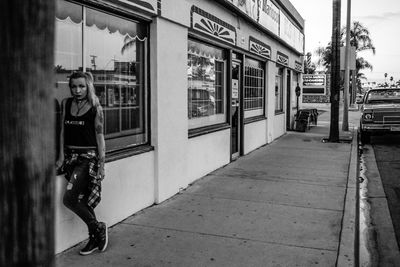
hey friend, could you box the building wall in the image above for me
[244,119,268,154]
[55,151,155,253]
[54,0,304,253]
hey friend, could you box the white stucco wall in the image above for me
[186,130,231,184]
[55,151,155,253]
[151,18,190,203]
[243,119,268,155]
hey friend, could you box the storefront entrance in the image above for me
[231,61,241,160]
[286,69,292,130]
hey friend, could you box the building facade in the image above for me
[54,0,305,252]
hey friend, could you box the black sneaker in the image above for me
[79,234,98,255]
[97,222,108,252]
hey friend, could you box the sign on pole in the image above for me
[340,46,356,70]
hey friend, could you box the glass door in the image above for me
[231,61,241,159]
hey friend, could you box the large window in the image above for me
[275,66,284,113]
[244,57,265,118]
[187,39,227,129]
[55,0,148,152]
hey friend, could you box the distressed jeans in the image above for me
[63,158,98,233]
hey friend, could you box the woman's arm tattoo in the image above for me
[95,107,104,134]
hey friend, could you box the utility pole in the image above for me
[0,1,56,266]
[342,0,351,131]
[329,0,341,142]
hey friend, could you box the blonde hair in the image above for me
[69,71,100,107]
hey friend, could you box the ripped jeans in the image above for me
[63,158,98,233]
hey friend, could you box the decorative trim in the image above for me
[277,51,289,66]
[191,6,236,46]
[249,36,271,59]
[295,60,303,72]
[157,0,161,15]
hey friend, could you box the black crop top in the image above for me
[64,98,97,147]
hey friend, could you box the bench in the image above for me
[294,109,318,132]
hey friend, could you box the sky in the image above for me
[289,0,400,83]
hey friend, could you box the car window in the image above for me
[365,89,400,104]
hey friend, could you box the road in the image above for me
[370,134,400,247]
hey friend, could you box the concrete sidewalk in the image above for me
[56,110,358,267]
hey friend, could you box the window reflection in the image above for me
[187,39,226,129]
[54,0,83,100]
[54,0,148,151]
[244,57,264,118]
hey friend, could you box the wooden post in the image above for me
[0,0,56,266]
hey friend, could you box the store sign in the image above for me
[113,0,158,15]
[249,36,271,58]
[258,0,279,36]
[302,74,326,94]
[279,11,304,53]
[192,7,236,45]
[232,79,239,99]
[227,0,259,21]
[222,0,304,53]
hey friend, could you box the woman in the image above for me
[56,71,107,255]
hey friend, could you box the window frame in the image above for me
[187,38,229,136]
[54,0,152,159]
[243,57,265,119]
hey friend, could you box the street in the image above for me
[370,135,400,247]
[359,133,400,265]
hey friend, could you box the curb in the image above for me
[337,130,358,266]
[361,144,400,265]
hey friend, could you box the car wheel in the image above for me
[360,130,370,144]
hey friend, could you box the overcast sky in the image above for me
[290,0,400,82]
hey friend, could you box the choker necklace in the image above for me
[74,99,88,116]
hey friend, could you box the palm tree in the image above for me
[329,0,341,142]
[1,1,55,266]
[315,21,375,92]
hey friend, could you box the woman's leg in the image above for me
[63,160,98,232]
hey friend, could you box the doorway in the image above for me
[231,61,241,160]
[286,69,292,130]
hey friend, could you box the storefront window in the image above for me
[244,57,265,118]
[275,66,284,113]
[55,0,149,152]
[187,39,227,129]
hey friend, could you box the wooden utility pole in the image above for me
[0,1,56,266]
[329,0,341,142]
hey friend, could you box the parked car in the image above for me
[357,88,400,143]
[188,88,215,118]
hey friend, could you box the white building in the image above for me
[54,0,305,252]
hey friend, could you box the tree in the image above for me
[315,21,375,93]
[329,0,341,142]
[0,1,56,266]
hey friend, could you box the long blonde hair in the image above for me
[69,71,100,107]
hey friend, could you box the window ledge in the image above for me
[244,116,267,124]
[274,111,285,115]
[106,144,154,163]
[189,123,230,138]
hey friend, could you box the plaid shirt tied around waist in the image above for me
[61,149,102,209]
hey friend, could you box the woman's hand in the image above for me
[97,163,105,180]
[55,155,64,169]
